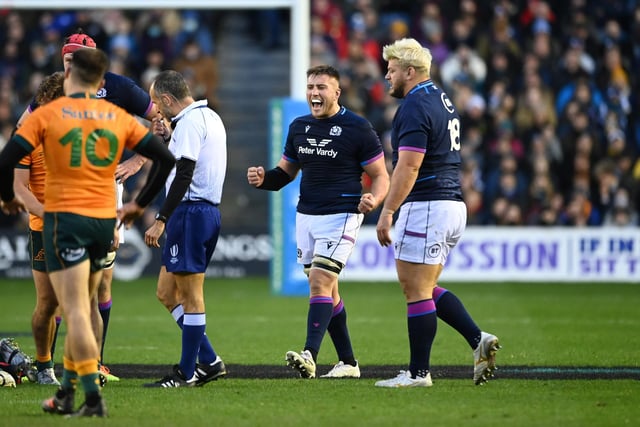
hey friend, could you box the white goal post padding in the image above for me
[2,0,309,100]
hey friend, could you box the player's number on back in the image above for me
[447,118,461,152]
[60,127,119,167]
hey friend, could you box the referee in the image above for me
[141,70,228,388]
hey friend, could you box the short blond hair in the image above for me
[382,38,432,77]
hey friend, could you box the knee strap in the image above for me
[303,264,311,277]
[310,255,343,277]
[103,251,116,269]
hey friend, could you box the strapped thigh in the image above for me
[310,255,344,277]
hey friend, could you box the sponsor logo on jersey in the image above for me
[307,138,331,147]
[305,125,310,133]
[60,247,86,262]
[441,92,455,113]
[300,138,338,158]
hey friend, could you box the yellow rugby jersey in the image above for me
[14,93,153,218]
[16,145,46,231]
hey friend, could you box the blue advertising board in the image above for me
[268,98,309,295]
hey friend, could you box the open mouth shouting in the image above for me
[310,98,323,113]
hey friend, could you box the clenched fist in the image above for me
[247,166,265,187]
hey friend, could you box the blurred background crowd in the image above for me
[1,0,639,230]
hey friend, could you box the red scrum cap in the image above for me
[61,33,96,57]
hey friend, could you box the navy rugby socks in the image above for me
[98,299,112,362]
[171,304,218,365]
[433,287,482,349]
[180,313,206,378]
[407,299,437,378]
[326,299,357,366]
[304,296,333,360]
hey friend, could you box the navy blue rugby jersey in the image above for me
[391,79,463,203]
[283,106,384,215]
[29,72,153,118]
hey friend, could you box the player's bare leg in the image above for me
[156,266,179,312]
[32,269,59,385]
[44,262,105,415]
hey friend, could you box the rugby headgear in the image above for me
[61,32,96,57]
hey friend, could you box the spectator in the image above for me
[140,49,166,91]
[484,153,528,210]
[310,14,338,66]
[601,186,637,227]
[172,37,219,109]
[513,70,557,138]
[413,2,448,52]
[2,6,640,231]
[174,11,216,55]
[108,17,138,73]
[136,11,173,64]
[560,189,596,226]
[336,35,382,116]
[312,0,349,60]
[348,6,383,64]
[440,43,487,92]
[476,5,521,66]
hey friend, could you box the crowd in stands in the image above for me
[312,0,640,227]
[0,9,221,228]
[1,1,639,229]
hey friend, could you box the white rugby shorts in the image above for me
[296,212,364,266]
[393,200,467,265]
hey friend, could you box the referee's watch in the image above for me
[155,213,167,223]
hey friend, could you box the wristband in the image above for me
[258,166,292,191]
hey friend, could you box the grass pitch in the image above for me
[0,277,638,426]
